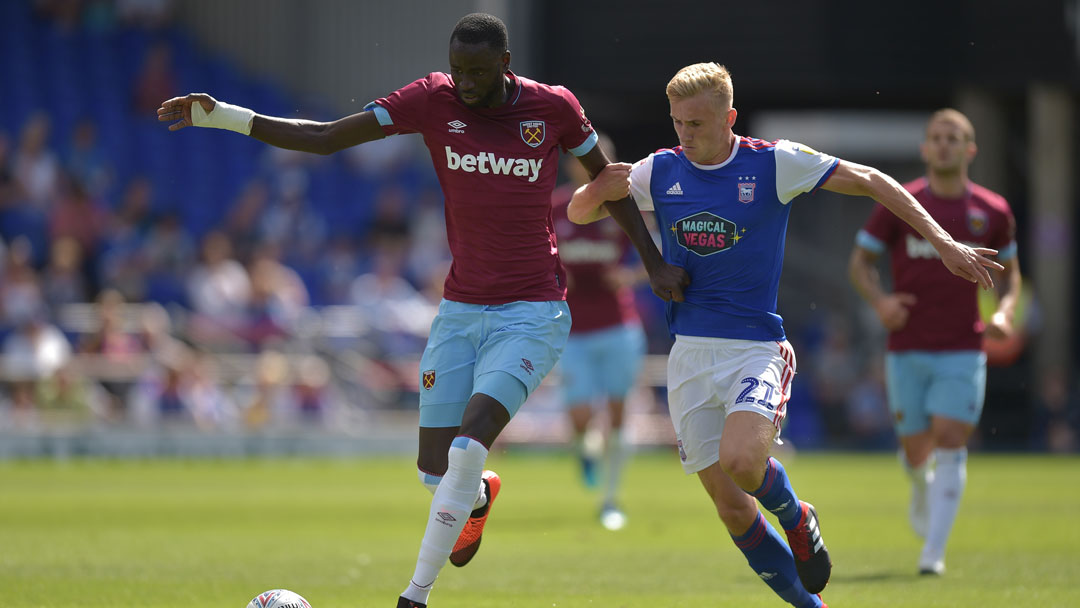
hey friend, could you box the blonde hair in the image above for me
[927,108,975,142]
[666,63,733,109]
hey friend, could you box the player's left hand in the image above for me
[939,242,1002,290]
[648,263,690,302]
[157,93,217,131]
[590,162,632,202]
[984,310,1014,340]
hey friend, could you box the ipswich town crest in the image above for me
[520,120,545,148]
[738,181,756,203]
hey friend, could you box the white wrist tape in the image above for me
[190,100,255,135]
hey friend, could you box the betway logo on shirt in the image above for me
[445,146,543,183]
[905,235,980,260]
[559,240,620,264]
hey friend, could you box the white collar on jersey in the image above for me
[689,135,740,171]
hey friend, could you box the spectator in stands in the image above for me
[403,187,451,292]
[65,118,113,198]
[317,234,361,306]
[141,211,196,304]
[350,237,436,358]
[1029,365,1078,453]
[49,172,109,288]
[258,170,327,269]
[810,314,860,440]
[293,354,332,426]
[78,288,146,420]
[12,112,60,209]
[133,40,177,114]
[41,236,89,310]
[246,243,309,347]
[186,230,252,347]
[223,178,271,264]
[99,176,154,301]
[238,349,292,430]
[129,343,236,429]
[1,296,74,431]
[0,131,16,210]
[844,354,895,450]
[0,237,44,330]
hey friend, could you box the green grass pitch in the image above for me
[1,451,1077,607]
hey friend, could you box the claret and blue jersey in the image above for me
[629,136,838,341]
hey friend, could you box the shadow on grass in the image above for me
[829,571,927,584]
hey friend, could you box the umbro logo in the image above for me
[666,182,683,195]
[435,511,457,527]
[448,120,467,133]
[769,500,790,513]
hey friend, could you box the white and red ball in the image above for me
[247,589,311,608]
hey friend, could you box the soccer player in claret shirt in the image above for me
[569,63,1002,607]
[849,109,1022,576]
[158,12,686,608]
[552,133,648,530]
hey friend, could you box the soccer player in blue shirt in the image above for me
[569,62,1001,607]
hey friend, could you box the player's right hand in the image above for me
[157,93,217,131]
[874,292,916,331]
[591,162,632,202]
[649,263,690,303]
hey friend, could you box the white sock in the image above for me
[903,456,933,538]
[922,447,967,566]
[417,469,442,495]
[603,429,629,506]
[417,468,488,510]
[402,437,488,604]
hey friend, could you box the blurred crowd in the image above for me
[1,1,1076,452]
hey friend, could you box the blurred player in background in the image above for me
[552,132,647,530]
[848,108,1022,576]
[569,63,1002,607]
[158,13,686,608]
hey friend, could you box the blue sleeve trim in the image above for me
[364,102,393,126]
[569,131,598,157]
[812,158,841,192]
[855,229,886,254]
[996,241,1018,261]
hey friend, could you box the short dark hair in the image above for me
[450,13,508,52]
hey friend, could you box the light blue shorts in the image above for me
[418,299,572,427]
[884,350,987,436]
[559,323,646,406]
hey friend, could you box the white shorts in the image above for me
[667,335,796,474]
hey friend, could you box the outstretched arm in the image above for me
[157,93,386,155]
[823,160,1003,289]
[575,147,689,302]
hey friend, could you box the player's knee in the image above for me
[717,448,765,490]
[930,419,973,449]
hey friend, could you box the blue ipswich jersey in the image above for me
[629,136,839,341]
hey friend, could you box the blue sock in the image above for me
[751,457,802,530]
[732,512,822,608]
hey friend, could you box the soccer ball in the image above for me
[246,589,311,608]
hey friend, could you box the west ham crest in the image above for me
[967,208,988,236]
[422,370,436,390]
[738,182,756,203]
[520,120,545,148]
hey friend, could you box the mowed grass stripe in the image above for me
[0,452,1077,607]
